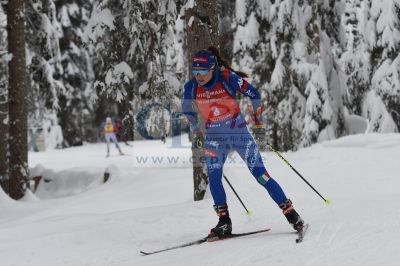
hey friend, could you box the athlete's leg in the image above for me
[105,134,111,155]
[111,133,123,154]
[233,128,287,205]
[204,133,228,206]
[204,132,233,236]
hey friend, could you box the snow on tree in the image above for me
[165,2,187,82]
[0,0,397,160]
[0,2,9,192]
[25,0,65,143]
[368,0,400,54]
[137,0,179,102]
[232,0,340,150]
[232,1,278,149]
[135,0,182,138]
[368,56,400,132]
[301,59,333,146]
[22,0,96,148]
[84,0,182,140]
[83,0,122,92]
[362,90,398,133]
[83,0,131,138]
[336,0,399,133]
[366,0,400,131]
[340,0,371,116]
[54,0,96,146]
[319,1,347,138]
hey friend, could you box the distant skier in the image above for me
[103,117,124,157]
[161,132,167,144]
[182,47,304,238]
[114,118,125,142]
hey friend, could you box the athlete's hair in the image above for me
[206,46,249,78]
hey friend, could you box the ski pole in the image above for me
[266,142,331,205]
[222,173,251,215]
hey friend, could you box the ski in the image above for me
[140,237,208,256]
[295,223,309,243]
[207,228,271,242]
[140,228,270,256]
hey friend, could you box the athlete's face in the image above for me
[193,68,214,85]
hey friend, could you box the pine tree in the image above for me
[165,2,187,83]
[83,0,133,138]
[85,0,182,140]
[232,0,282,148]
[25,0,65,144]
[138,0,180,111]
[234,0,305,150]
[319,0,346,139]
[55,0,95,145]
[232,0,342,150]
[301,59,332,146]
[340,0,370,115]
[85,0,131,102]
[366,0,400,131]
[299,0,336,146]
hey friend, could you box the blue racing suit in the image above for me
[182,68,288,207]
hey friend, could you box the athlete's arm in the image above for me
[229,72,264,126]
[182,80,200,132]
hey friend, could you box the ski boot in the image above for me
[280,199,304,232]
[208,204,232,238]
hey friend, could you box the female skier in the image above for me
[103,117,124,157]
[182,47,304,238]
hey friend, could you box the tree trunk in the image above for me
[124,90,134,141]
[7,0,29,200]
[185,0,219,201]
[217,0,235,62]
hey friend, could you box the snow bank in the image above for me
[31,164,109,199]
[344,113,368,135]
[19,189,40,202]
[2,134,398,266]
[0,187,15,210]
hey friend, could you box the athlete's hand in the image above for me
[192,130,204,149]
[252,123,266,150]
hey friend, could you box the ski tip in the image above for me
[140,251,151,256]
[246,210,252,216]
[325,199,331,205]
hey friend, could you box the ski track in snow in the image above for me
[1,134,400,266]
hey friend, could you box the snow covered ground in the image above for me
[1,133,400,266]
